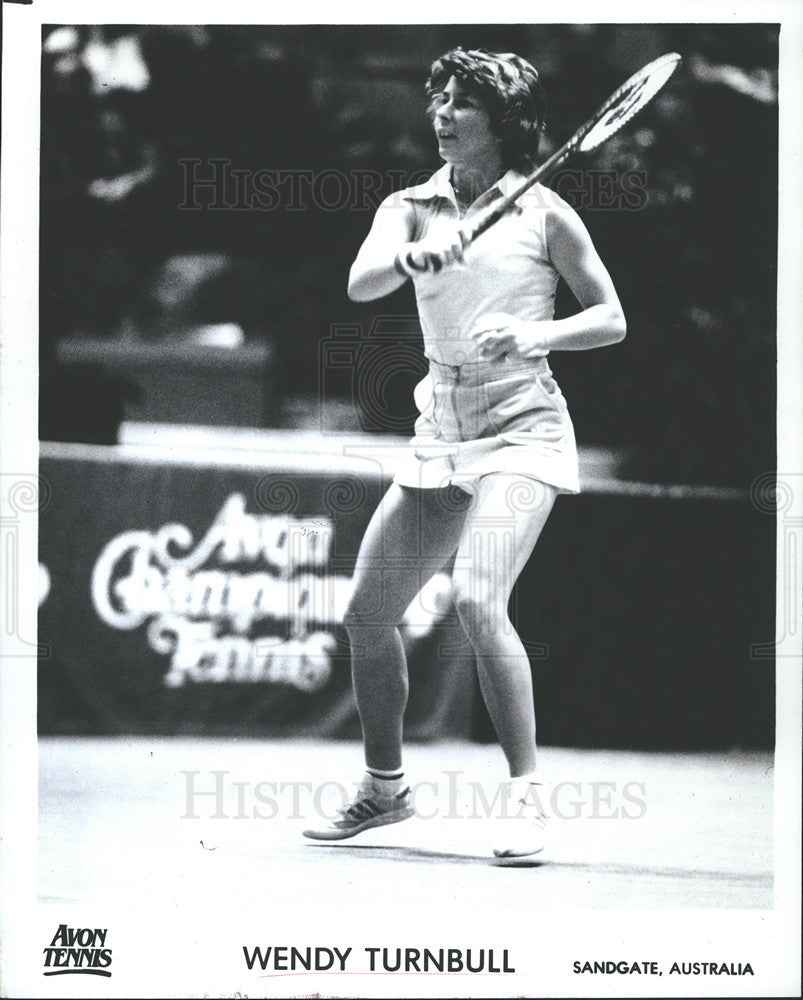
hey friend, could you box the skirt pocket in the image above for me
[483,373,568,444]
[532,372,566,410]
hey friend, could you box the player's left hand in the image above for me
[469,314,549,360]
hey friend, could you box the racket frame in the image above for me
[460,52,682,247]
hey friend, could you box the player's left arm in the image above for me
[538,201,627,351]
[469,200,626,360]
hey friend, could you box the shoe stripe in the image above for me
[345,799,382,820]
[339,792,410,825]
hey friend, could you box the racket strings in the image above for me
[578,54,681,153]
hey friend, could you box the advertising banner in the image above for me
[37,446,477,738]
[38,444,774,748]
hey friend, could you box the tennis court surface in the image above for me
[39,736,772,910]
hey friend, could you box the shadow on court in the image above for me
[306,843,546,868]
[305,843,771,884]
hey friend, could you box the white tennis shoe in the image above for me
[303,773,414,842]
[492,777,549,858]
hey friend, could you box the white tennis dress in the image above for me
[390,164,580,496]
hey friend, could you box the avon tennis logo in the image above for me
[42,925,112,977]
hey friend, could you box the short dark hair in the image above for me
[426,47,546,172]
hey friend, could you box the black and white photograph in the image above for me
[0,1,801,997]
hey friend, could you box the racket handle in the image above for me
[462,203,508,245]
[395,247,444,275]
[462,145,569,248]
[401,146,560,266]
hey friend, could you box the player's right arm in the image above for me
[348,194,466,301]
[348,193,417,302]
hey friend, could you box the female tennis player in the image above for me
[304,48,626,856]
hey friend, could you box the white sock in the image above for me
[366,767,405,795]
[510,773,548,818]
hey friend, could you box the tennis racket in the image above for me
[404,51,681,272]
[465,51,682,244]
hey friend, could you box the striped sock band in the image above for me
[367,767,404,781]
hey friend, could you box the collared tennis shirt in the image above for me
[392,164,560,366]
[383,165,580,495]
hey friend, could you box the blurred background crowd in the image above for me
[40,23,778,487]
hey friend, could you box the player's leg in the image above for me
[450,474,558,855]
[303,481,470,840]
[452,474,556,774]
[344,482,470,771]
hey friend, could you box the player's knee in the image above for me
[452,581,501,642]
[343,589,400,633]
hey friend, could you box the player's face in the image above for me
[432,76,498,166]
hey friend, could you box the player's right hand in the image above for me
[396,227,468,275]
